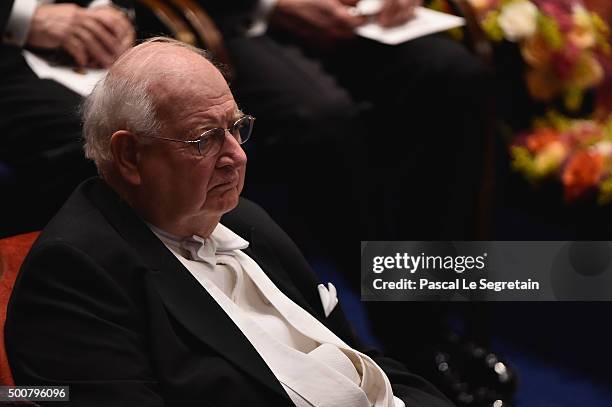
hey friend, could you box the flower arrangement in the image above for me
[468,0,609,110]
[511,111,612,203]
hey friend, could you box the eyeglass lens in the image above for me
[233,116,254,143]
[198,116,253,156]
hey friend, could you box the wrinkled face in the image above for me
[135,53,247,233]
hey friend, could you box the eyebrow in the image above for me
[192,108,244,136]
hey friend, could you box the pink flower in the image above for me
[537,0,575,31]
[534,0,578,13]
[551,43,581,79]
[569,121,604,143]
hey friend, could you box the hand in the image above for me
[272,0,366,40]
[88,5,135,60]
[378,0,422,27]
[26,4,135,68]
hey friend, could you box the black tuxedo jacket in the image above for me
[5,178,453,407]
[0,1,13,34]
[0,0,17,67]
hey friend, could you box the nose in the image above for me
[216,129,247,168]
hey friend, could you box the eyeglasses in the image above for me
[139,115,254,157]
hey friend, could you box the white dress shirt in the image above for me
[150,223,405,407]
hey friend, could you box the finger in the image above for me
[81,14,118,55]
[332,5,367,34]
[387,11,413,26]
[397,0,418,20]
[338,0,359,6]
[406,0,420,15]
[91,8,132,40]
[117,27,135,56]
[63,35,88,67]
[124,27,135,49]
[112,15,134,47]
[378,0,400,27]
[388,1,415,24]
[73,25,115,67]
[380,0,417,27]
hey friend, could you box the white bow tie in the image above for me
[150,223,249,266]
[181,235,218,265]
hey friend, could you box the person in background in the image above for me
[181,0,490,246]
[0,0,134,235]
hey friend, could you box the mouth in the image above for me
[212,177,239,191]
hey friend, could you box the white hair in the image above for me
[82,73,160,172]
[81,37,220,173]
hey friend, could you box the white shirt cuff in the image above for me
[88,0,112,9]
[393,395,406,407]
[3,0,38,47]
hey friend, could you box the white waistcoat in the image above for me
[152,224,404,407]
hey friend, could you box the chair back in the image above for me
[135,0,231,67]
[0,232,40,386]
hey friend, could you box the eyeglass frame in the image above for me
[137,115,255,157]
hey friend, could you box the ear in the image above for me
[110,130,142,186]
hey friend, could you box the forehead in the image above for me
[129,45,234,121]
[156,78,238,127]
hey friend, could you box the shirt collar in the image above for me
[149,222,249,263]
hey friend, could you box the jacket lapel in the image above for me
[243,227,319,318]
[242,227,352,342]
[84,178,292,403]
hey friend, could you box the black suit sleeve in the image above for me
[5,241,164,407]
[223,199,455,407]
[0,0,15,33]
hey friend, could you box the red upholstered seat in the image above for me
[0,232,40,386]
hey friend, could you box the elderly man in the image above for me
[5,38,453,407]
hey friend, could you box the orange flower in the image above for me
[570,54,604,89]
[521,34,553,68]
[526,127,559,152]
[526,68,561,101]
[562,150,604,201]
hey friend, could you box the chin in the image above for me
[223,195,240,212]
[211,190,241,214]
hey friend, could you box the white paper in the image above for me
[22,50,106,97]
[356,6,465,45]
